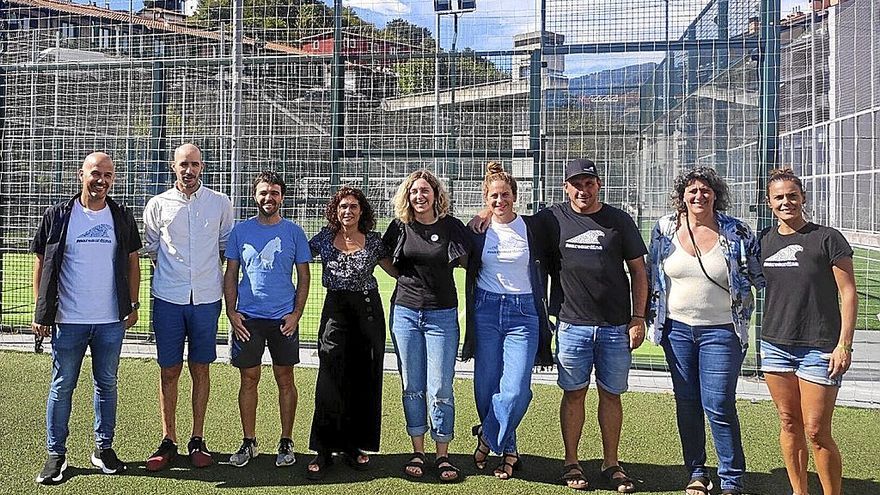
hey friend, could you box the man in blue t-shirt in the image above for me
[223,171,312,468]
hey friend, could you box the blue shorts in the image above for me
[555,321,631,394]
[152,298,222,368]
[760,340,842,387]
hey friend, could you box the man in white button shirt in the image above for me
[142,143,234,471]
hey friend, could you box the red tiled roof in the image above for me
[9,0,307,55]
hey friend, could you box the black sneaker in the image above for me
[187,436,214,468]
[146,438,178,472]
[36,453,67,484]
[91,447,127,474]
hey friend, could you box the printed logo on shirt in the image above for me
[763,245,803,267]
[242,237,283,270]
[564,230,605,250]
[76,224,113,244]
[486,236,527,257]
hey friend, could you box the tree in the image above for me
[381,18,435,50]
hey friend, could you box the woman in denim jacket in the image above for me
[646,167,764,495]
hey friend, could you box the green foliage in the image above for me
[394,49,510,96]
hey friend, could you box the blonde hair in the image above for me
[393,169,451,223]
[482,161,517,199]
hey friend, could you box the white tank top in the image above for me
[664,234,732,326]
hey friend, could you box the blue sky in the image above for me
[105,0,812,76]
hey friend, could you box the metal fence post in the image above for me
[329,0,344,191]
[230,0,243,216]
[755,0,781,372]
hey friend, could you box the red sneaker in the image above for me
[187,436,214,468]
[146,439,177,472]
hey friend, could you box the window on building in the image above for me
[59,21,76,39]
[312,41,319,49]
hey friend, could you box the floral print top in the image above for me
[309,227,389,291]
[646,212,765,345]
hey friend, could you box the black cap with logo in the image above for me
[564,158,600,182]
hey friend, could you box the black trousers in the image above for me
[309,288,386,453]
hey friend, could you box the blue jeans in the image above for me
[661,319,746,492]
[473,289,539,454]
[390,305,459,443]
[46,322,125,455]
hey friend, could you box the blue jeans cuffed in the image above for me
[390,304,459,443]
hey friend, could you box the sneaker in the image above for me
[187,436,214,468]
[229,438,258,468]
[146,438,178,472]
[91,447,127,474]
[275,438,296,467]
[36,454,67,484]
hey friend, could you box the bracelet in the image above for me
[631,314,645,319]
[836,344,853,353]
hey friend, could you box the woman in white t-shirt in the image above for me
[646,167,764,495]
[462,162,553,480]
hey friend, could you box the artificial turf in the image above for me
[1,351,878,494]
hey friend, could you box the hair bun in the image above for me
[486,161,504,175]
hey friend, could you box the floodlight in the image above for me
[434,0,452,12]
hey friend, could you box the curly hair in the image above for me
[482,161,517,198]
[671,167,730,213]
[392,169,451,223]
[324,186,376,234]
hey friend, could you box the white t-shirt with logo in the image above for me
[477,215,531,294]
[56,204,118,324]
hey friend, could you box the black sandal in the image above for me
[344,449,370,471]
[471,425,490,470]
[601,465,636,493]
[493,452,522,480]
[402,452,426,479]
[561,463,589,491]
[434,456,461,483]
[685,476,714,495]
[306,453,332,481]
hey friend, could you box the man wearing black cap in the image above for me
[536,158,647,492]
[469,158,647,490]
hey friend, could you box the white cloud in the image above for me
[344,0,411,17]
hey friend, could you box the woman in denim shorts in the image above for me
[382,169,470,482]
[461,162,553,481]
[646,167,764,495]
[760,168,857,495]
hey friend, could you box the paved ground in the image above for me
[2,330,878,408]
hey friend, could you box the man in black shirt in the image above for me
[535,159,648,492]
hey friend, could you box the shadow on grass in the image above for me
[54,453,880,493]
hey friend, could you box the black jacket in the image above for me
[461,215,554,367]
[31,195,142,325]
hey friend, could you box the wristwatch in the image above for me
[131,301,141,311]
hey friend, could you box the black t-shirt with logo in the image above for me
[393,216,461,310]
[760,222,853,347]
[534,202,647,326]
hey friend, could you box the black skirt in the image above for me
[309,288,386,453]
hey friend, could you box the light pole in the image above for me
[433,1,476,157]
